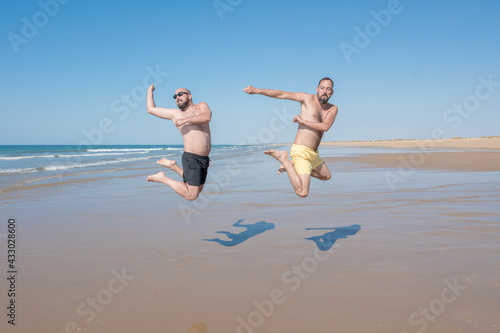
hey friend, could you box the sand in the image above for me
[323,136,500,150]
[321,137,500,173]
[1,141,500,333]
[324,151,500,172]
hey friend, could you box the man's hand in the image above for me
[293,115,304,124]
[148,84,155,92]
[175,118,188,127]
[243,85,258,94]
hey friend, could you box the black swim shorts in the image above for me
[182,151,210,186]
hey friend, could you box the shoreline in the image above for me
[321,136,500,149]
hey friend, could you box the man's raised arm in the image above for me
[146,84,177,120]
[243,85,309,103]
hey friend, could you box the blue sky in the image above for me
[1,0,499,145]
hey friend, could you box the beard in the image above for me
[317,94,329,104]
[177,100,189,110]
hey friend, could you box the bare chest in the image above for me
[302,104,325,122]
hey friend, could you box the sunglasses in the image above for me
[173,92,189,99]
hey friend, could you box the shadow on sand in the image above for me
[203,219,275,247]
[305,224,361,251]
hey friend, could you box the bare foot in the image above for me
[264,150,288,163]
[157,158,177,169]
[147,171,166,183]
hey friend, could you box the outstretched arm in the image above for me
[294,106,338,132]
[243,85,309,103]
[175,102,212,127]
[233,219,248,227]
[146,84,178,120]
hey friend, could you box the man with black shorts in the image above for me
[146,84,212,201]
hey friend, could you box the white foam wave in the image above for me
[0,148,180,161]
[0,155,56,161]
[0,168,38,175]
[86,148,173,152]
[57,151,150,158]
[217,146,239,151]
[41,157,152,171]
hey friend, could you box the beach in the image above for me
[322,137,500,173]
[1,138,500,333]
[323,137,500,150]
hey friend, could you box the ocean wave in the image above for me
[0,168,38,175]
[216,146,239,151]
[0,149,179,161]
[57,151,152,158]
[0,155,56,161]
[38,156,152,172]
[86,148,176,152]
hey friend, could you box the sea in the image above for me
[0,144,274,198]
[0,143,469,197]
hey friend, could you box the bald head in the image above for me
[174,88,192,110]
[176,88,191,94]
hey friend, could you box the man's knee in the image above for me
[322,173,331,181]
[185,191,200,201]
[296,189,309,198]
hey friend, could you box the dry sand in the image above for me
[322,136,500,172]
[323,136,500,150]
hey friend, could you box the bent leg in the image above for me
[311,162,331,181]
[147,172,202,201]
[264,150,311,197]
[157,158,183,178]
[277,160,294,175]
[296,174,312,197]
[216,231,239,239]
[203,238,233,246]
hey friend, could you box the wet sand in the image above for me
[1,143,500,333]
[325,151,500,172]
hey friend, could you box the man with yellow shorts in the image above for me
[290,144,325,175]
[244,78,338,197]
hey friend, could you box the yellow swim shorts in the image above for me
[290,144,324,175]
